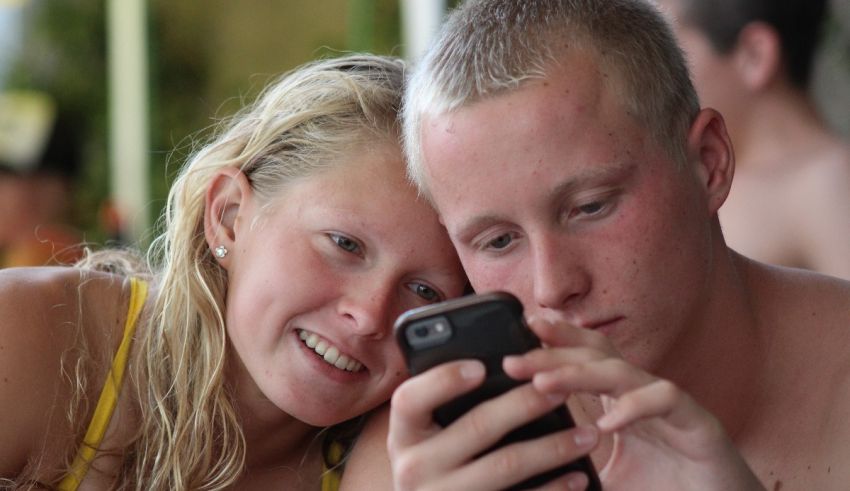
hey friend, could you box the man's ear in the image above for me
[732,21,782,91]
[204,167,253,268]
[686,108,735,216]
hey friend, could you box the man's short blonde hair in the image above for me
[403,0,700,196]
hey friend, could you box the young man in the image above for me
[340,1,850,490]
[658,0,850,280]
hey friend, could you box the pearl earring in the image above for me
[214,245,228,258]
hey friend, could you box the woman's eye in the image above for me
[408,282,441,302]
[329,233,362,255]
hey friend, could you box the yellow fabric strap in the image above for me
[57,277,148,491]
[321,440,344,491]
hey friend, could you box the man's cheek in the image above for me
[465,261,518,292]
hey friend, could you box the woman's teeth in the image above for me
[298,329,363,372]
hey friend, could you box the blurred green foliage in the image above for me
[145,0,402,241]
[4,0,110,243]
[348,0,402,54]
[3,0,403,246]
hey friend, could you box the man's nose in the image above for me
[530,233,590,311]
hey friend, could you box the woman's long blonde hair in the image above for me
[39,54,404,490]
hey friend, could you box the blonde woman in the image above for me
[0,54,467,490]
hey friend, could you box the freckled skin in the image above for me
[409,49,850,491]
[423,57,714,372]
[343,12,850,491]
[224,143,466,427]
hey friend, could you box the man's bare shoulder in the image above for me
[740,262,850,487]
[752,264,850,328]
[788,266,850,489]
[743,261,849,376]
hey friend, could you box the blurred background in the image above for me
[0,0,847,265]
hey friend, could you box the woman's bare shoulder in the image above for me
[0,266,129,329]
[339,404,393,491]
[0,266,128,475]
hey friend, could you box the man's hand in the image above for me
[502,319,767,491]
[388,358,595,490]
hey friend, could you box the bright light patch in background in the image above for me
[0,5,24,86]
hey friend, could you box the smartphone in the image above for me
[394,291,601,490]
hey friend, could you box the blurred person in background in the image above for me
[0,89,84,267]
[658,0,850,280]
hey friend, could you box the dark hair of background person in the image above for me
[677,0,828,88]
[0,95,82,180]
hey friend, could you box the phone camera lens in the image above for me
[405,316,452,349]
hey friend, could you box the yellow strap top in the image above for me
[57,277,148,491]
[321,440,344,491]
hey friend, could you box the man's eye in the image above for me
[329,233,361,254]
[407,282,441,302]
[487,233,513,250]
[577,201,605,215]
[569,197,616,220]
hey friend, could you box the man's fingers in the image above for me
[419,382,569,471]
[389,359,485,449]
[595,378,727,446]
[391,378,582,487]
[533,472,592,491]
[503,345,607,380]
[531,357,656,398]
[527,318,617,354]
[425,425,598,491]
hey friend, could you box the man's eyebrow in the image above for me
[549,159,638,201]
[451,160,637,241]
[452,214,506,243]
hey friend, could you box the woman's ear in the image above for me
[686,108,735,216]
[732,21,782,91]
[204,167,253,269]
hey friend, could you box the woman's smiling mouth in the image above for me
[298,329,364,372]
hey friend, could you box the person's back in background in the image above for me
[0,90,84,267]
[660,0,850,280]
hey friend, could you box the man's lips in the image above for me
[580,316,623,330]
[527,311,624,333]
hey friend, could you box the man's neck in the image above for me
[654,248,767,440]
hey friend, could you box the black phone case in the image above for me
[395,292,602,491]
